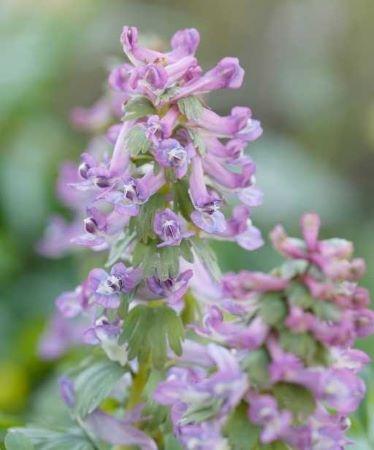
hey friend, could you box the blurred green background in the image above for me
[0,0,374,445]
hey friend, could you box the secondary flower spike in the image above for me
[26,26,373,450]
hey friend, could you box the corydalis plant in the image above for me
[6,27,373,450]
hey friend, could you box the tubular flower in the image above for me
[23,26,372,450]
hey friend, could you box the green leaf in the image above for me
[312,342,331,366]
[136,193,165,242]
[181,291,199,324]
[273,382,316,420]
[121,304,184,369]
[279,330,318,365]
[177,96,204,121]
[312,300,341,322]
[5,428,95,450]
[224,402,260,450]
[123,96,156,121]
[5,431,34,450]
[174,180,194,221]
[253,441,291,450]
[259,293,287,326]
[126,125,151,157]
[133,241,180,280]
[190,238,221,281]
[180,239,194,263]
[286,283,313,309]
[164,435,183,450]
[278,260,308,279]
[181,398,222,425]
[242,348,270,389]
[106,231,135,267]
[74,360,124,417]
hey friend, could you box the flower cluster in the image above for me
[27,26,373,450]
[38,25,263,362]
[156,213,372,449]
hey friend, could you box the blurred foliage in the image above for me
[0,0,373,447]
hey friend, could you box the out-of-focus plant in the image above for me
[4,25,374,450]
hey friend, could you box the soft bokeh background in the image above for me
[0,0,373,446]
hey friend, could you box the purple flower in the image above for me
[154,343,248,430]
[73,206,131,249]
[145,269,193,310]
[104,170,165,216]
[70,92,127,132]
[169,28,200,59]
[83,317,122,345]
[145,107,179,144]
[203,153,256,189]
[108,63,136,92]
[196,306,269,349]
[248,392,292,444]
[109,121,134,176]
[320,369,366,414]
[205,136,247,161]
[154,139,192,179]
[189,156,226,234]
[173,57,244,99]
[221,271,288,298]
[85,410,157,450]
[83,316,127,365]
[238,185,264,207]
[55,284,88,318]
[193,106,251,137]
[38,312,88,360]
[121,26,163,66]
[37,216,83,257]
[153,208,193,247]
[121,26,199,67]
[308,407,352,450]
[87,263,141,308]
[165,55,199,86]
[219,205,263,251]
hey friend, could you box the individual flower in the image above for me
[87,263,141,308]
[154,138,193,179]
[153,208,193,247]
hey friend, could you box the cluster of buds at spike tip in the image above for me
[35,26,373,450]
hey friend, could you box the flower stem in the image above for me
[127,361,151,408]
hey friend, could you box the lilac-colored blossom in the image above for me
[153,208,193,247]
